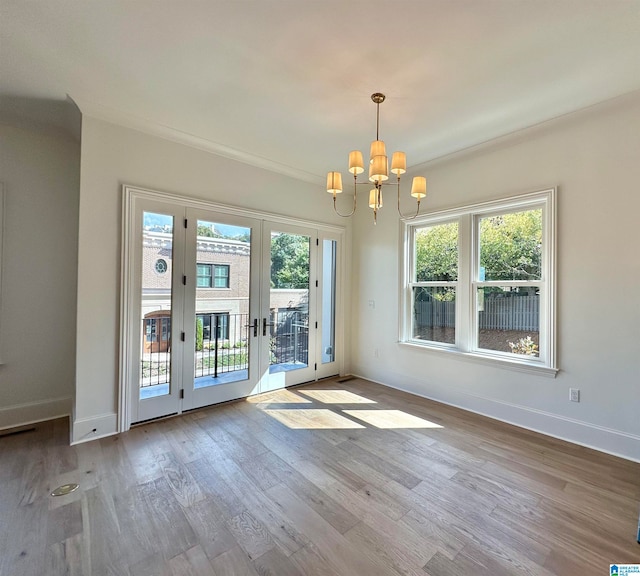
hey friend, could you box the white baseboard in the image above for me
[72,412,118,444]
[0,396,72,430]
[351,365,640,463]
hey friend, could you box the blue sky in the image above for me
[143,212,249,238]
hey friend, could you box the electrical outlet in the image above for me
[368,300,375,309]
[374,348,379,358]
[569,388,580,402]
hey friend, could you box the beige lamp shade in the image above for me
[370,140,386,158]
[369,155,389,182]
[327,171,343,194]
[369,189,383,209]
[391,151,407,175]
[348,151,364,175]
[410,176,427,199]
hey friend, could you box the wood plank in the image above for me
[182,497,237,561]
[157,450,206,508]
[137,477,199,561]
[169,545,218,576]
[226,510,276,560]
[343,520,435,576]
[46,533,84,576]
[47,500,83,545]
[250,449,360,534]
[251,547,307,576]
[265,483,403,576]
[210,545,260,576]
[289,545,344,576]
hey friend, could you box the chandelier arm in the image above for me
[396,178,422,221]
[332,176,358,218]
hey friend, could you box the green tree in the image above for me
[270,233,309,289]
[195,317,204,351]
[414,209,541,296]
[196,224,221,238]
[479,209,542,280]
[415,222,458,282]
[234,232,251,242]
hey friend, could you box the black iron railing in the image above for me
[141,310,310,387]
[195,313,249,378]
[270,309,309,366]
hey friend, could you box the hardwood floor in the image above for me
[1,377,639,575]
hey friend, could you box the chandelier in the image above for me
[326,93,426,224]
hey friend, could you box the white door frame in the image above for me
[119,184,345,432]
[259,222,318,393]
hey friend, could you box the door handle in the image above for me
[245,318,258,337]
[262,318,275,337]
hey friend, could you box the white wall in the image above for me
[351,94,640,462]
[75,116,349,442]
[0,121,79,429]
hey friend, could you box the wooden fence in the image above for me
[415,294,539,331]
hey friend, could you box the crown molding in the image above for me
[70,96,324,186]
[409,87,640,174]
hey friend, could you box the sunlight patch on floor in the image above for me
[264,409,365,429]
[342,410,443,429]
[298,390,377,404]
[246,389,312,404]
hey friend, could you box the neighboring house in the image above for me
[142,231,250,351]
[141,230,307,352]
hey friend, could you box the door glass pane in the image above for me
[269,232,310,373]
[194,220,250,388]
[140,212,174,399]
[477,286,540,356]
[322,239,337,363]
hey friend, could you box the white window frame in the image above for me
[400,188,557,377]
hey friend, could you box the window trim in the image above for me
[400,188,557,376]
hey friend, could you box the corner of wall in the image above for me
[71,412,118,445]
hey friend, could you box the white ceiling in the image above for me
[2,1,640,183]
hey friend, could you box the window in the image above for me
[402,189,556,374]
[144,317,171,343]
[154,258,168,274]
[197,264,212,287]
[411,221,458,345]
[197,313,229,340]
[214,264,230,288]
[197,263,230,288]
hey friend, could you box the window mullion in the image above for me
[457,214,473,352]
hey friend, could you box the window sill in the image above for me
[399,341,559,378]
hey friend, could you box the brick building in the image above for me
[142,231,250,351]
[141,231,307,352]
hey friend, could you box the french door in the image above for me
[122,187,342,426]
[259,223,317,393]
